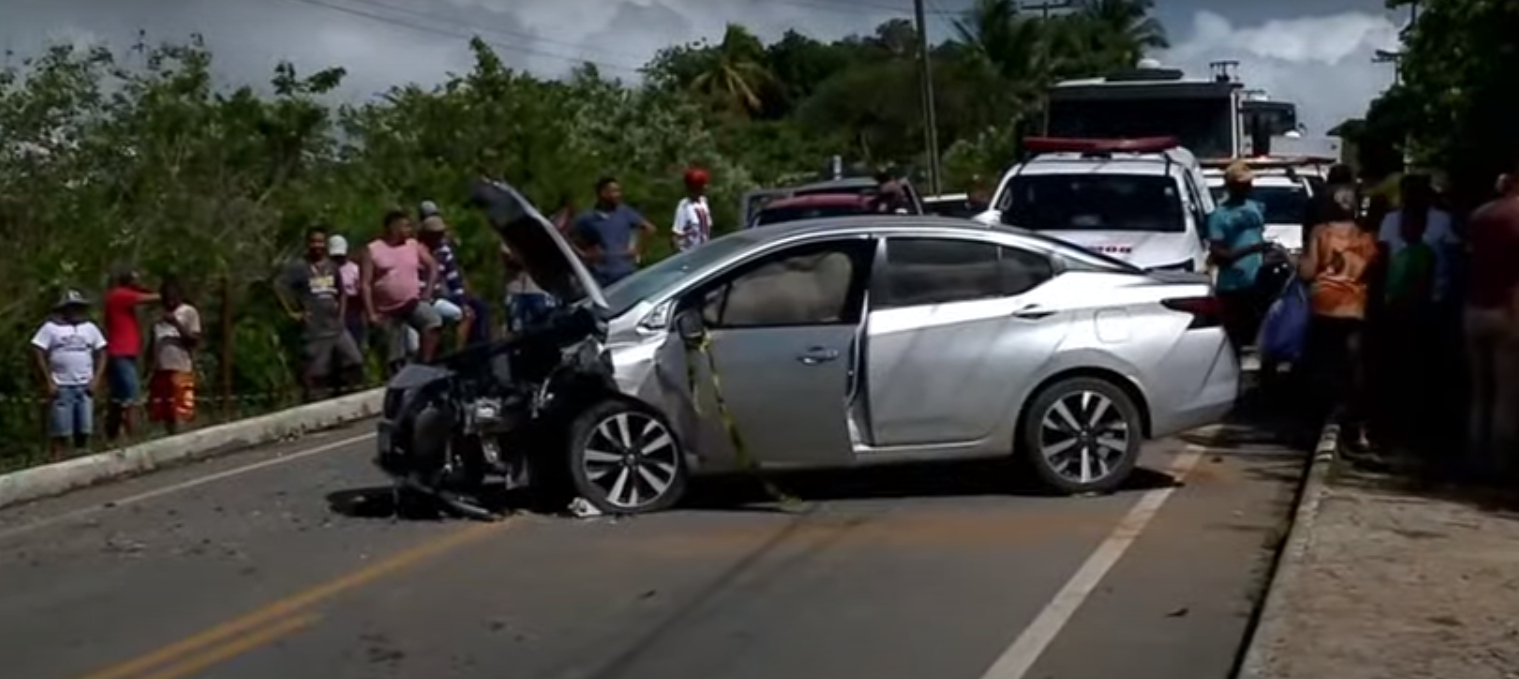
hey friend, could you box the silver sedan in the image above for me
[537,214,1241,514]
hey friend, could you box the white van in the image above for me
[974,137,1216,272]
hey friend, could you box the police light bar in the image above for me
[1023,136,1181,155]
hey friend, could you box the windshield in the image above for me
[753,203,873,227]
[602,234,755,316]
[997,174,1185,233]
[1209,184,1308,225]
[1047,97,1235,160]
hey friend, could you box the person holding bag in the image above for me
[1298,185,1380,453]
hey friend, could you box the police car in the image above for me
[973,137,1216,272]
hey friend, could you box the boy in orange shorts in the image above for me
[148,278,201,434]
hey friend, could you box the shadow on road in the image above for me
[678,460,1180,511]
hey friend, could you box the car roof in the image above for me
[726,215,1134,267]
[1015,156,1184,178]
[790,177,881,193]
[761,192,874,209]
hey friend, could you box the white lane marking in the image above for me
[976,444,1207,679]
[0,433,375,542]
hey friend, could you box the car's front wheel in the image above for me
[1020,377,1143,495]
[567,400,688,515]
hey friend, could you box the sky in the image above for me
[0,0,1410,135]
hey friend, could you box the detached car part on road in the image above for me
[377,179,1240,517]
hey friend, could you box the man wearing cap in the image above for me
[327,234,366,350]
[102,265,159,441]
[672,168,714,253]
[1208,160,1274,354]
[31,290,108,459]
[416,210,475,349]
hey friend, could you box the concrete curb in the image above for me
[1233,420,1342,679]
[0,388,383,511]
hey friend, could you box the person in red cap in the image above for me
[672,167,714,253]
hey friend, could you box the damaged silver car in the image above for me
[377,179,1240,517]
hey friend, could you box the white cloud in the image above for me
[1161,10,1403,133]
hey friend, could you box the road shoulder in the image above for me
[1238,443,1519,679]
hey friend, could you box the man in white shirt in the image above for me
[672,167,713,253]
[31,290,108,459]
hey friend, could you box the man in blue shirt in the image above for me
[573,176,657,287]
[1208,161,1273,353]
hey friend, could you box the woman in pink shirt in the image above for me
[360,210,442,364]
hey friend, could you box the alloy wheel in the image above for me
[1038,390,1132,485]
[580,411,680,510]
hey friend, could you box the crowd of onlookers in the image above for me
[1211,156,1519,481]
[27,170,719,461]
[37,158,1513,476]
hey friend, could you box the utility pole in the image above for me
[913,0,942,195]
[1020,0,1073,19]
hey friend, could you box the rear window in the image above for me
[997,174,1185,233]
[752,202,874,227]
[924,198,981,219]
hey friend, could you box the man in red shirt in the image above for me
[103,266,160,440]
[1463,159,1519,476]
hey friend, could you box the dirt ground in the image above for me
[1254,466,1519,679]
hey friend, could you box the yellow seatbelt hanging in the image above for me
[684,329,800,508]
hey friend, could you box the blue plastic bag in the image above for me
[1257,278,1309,363]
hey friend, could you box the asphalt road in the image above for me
[0,416,1303,679]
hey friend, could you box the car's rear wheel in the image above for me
[567,400,688,515]
[1020,377,1142,495]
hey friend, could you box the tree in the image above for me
[1381,0,1519,205]
[689,25,775,117]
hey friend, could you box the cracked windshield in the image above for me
[4,1,1516,678]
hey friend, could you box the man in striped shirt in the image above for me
[417,212,475,349]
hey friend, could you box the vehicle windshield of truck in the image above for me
[998,173,1185,233]
[1046,97,1234,160]
[1208,182,1308,225]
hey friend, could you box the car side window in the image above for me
[699,240,872,328]
[879,238,1054,309]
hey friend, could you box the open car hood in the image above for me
[469,178,608,310]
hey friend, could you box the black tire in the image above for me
[1019,376,1143,496]
[566,400,688,515]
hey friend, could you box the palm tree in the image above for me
[1071,0,1168,69]
[690,24,775,117]
[951,0,1060,115]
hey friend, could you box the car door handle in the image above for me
[796,347,841,365]
[1012,305,1055,320]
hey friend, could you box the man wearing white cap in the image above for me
[327,234,365,350]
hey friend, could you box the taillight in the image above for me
[1161,296,1223,329]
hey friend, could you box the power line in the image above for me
[332,0,650,63]
[279,0,642,74]
[770,0,957,17]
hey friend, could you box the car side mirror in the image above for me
[675,308,706,343]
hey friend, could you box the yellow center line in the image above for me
[137,614,320,679]
[75,519,512,679]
